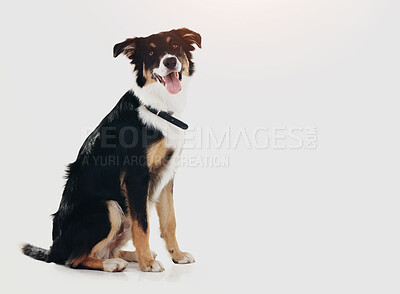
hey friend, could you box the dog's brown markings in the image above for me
[166,36,171,43]
[120,40,136,58]
[181,33,202,48]
[147,138,174,198]
[181,53,190,76]
[143,63,156,86]
[68,254,86,268]
[156,180,188,262]
[147,138,172,168]
[150,42,156,48]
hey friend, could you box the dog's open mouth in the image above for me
[154,71,182,95]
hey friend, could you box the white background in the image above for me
[1,0,399,293]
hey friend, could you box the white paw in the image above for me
[172,252,195,264]
[103,258,129,272]
[141,260,165,272]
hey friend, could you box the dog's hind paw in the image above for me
[103,258,129,272]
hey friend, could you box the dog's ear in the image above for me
[174,28,202,51]
[113,38,137,58]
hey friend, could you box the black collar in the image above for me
[145,105,188,130]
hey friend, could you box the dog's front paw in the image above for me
[172,252,195,264]
[140,260,165,272]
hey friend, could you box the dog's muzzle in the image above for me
[153,56,183,95]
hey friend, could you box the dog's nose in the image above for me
[163,57,177,70]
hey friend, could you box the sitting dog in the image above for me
[22,28,201,272]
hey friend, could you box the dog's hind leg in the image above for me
[71,256,128,272]
[66,200,131,272]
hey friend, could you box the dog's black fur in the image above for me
[24,92,161,265]
[22,28,201,268]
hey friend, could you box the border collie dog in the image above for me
[22,28,201,272]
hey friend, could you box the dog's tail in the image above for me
[21,243,50,262]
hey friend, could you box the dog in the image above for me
[22,28,201,272]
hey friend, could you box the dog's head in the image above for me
[114,28,201,100]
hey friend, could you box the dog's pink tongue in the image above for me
[164,72,181,94]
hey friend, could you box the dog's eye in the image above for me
[148,51,154,56]
[172,44,178,49]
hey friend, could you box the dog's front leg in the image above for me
[124,174,164,272]
[156,180,195,264]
